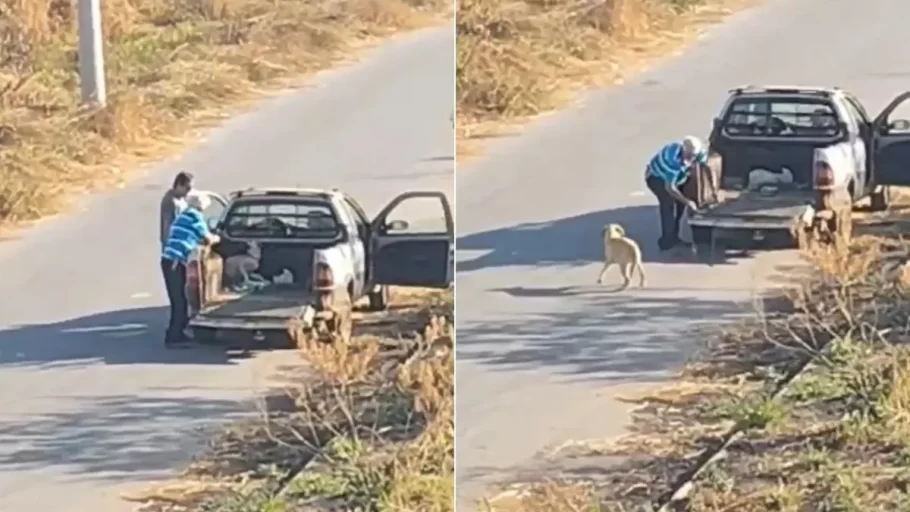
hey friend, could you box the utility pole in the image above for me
[77,0,106,107]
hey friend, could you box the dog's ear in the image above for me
[613,224,626,237]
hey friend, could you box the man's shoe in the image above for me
[658,239,680,252]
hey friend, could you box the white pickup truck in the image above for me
[687,85,910,259]
[182,188,454,347]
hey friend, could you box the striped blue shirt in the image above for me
[162,208,209,264]
[645,141,709,185]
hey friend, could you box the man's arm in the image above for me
[191,212,220,245]
[160,197,177,246]
[664,168,697,210]
[665,181,693,206]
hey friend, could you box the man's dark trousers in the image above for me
[160,257,189,344]
[646,174,691,251]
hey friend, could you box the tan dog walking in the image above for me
[596,223,646,290]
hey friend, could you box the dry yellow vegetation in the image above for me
[455,0,756,156]
[0,0,448,225]
[125,288,454,511]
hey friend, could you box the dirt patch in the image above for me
[481,230,910,510]
[455,0,761,160]
[0,0,449,228]
[122,287,454,511]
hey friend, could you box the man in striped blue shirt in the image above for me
[161,192,220,346]
[644,136,716,251]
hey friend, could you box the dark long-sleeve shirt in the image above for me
[159,190,187,248]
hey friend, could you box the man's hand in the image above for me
[686,199,699,213]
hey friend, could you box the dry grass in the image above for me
[455,0,757,159]
[483,232,910,510]
[0,0,449,227]
[125,287,454,511]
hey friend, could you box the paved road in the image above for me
[455,0,910,506]
[0,27,452,512]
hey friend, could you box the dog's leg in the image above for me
[617,263,632,291]
[239,263,251,287]
[636,261,646,287]
[596,261,612,284]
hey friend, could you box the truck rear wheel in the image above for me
[691,227,716,263]
[332,291,354,344]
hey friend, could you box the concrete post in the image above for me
[77,0,106,107]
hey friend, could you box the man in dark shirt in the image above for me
[159,172,194,249]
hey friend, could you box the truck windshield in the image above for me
[722,97,841,138]
[223,200,340,240]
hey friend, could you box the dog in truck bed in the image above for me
[223,241,264,289]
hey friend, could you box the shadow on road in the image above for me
[457,288,753,382]
[0,306,242,368]
[0,392,244,483]
[457,205,760,273]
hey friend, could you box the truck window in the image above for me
[843,95,871,124]
[839,100,861,136]
[333,199,361,239]
[223,200,341,240]
[722,97,841,138]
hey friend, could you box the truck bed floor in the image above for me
[202,285,310,320]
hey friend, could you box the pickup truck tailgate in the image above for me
[191,285,312,330]
[690,189,813,230]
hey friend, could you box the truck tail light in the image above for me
[314,263,334,291]
[814,161,836,190]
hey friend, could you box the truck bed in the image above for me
[689,188,813,230]
[190,284,313,330]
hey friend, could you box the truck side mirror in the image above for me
[889,119,910,132]
[386,219,409,232]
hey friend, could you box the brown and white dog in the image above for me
[596,223,646,290]
[224,241,262,287]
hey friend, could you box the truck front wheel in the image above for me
[870,186,891,212]
[368,285,389,312]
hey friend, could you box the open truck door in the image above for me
[872,91,910,187]
[196,190,229,230]
[370,191,453,289]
